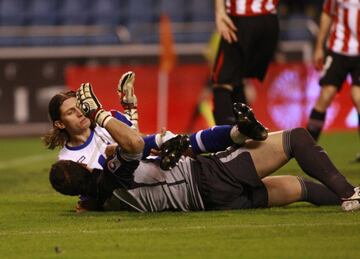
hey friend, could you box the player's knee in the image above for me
[317,87,337,106]
[263,176,302,207]
[350,87,360,107]
[288,127,316,156]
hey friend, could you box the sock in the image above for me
[142,134,158,158]
[231,83,247,104]
[298,177,341,205]
[230,126,248,145]
[213,87,235,125]
[283,128,355,199]
[190,126,235,154]
[306,108,326,141]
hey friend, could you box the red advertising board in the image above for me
[251,63,355,132]
[66,64,211,133]
[66,63,356,134]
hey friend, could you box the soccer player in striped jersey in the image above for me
[212,0,279,125]
[49,83,360,212]
[307,0,360,150]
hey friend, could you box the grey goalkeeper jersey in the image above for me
[107,156,205,212]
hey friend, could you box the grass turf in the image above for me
[0,133,359,258]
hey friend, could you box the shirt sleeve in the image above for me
[110,110,133,127]
[105,147,142,188]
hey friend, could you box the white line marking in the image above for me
[1,222,359,236]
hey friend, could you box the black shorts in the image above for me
[212,14,279,86]
[193,146,268,210]
[320,50,360,89]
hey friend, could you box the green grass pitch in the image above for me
[0,132,360,258]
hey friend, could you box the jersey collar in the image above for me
[65,130,94,151]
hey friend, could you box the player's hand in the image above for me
[215,10,237,43]
[76,199,100,212]
[105,144,118,158]
[313,47,324,71]
[118,71,138,109]
[76,83,112,127]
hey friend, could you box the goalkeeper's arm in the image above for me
[76,82,144,155]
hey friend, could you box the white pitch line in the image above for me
[0,153,55,170]
[1,221,359,236]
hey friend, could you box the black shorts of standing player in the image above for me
[194,147,268,210]
[320,50,360,89]
[212,14,279,125]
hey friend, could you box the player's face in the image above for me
[58,97,91,133]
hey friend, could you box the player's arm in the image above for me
[105,118,144,155]
[215,0,237,43]
[313,10,332,70]
[76,82,144,194]
[76,83,144,155]
[109,110,146,137]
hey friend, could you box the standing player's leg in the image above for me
[212,20,247,125]
[351,86,360,161]
[212,84,237,125]
[307,85,337,141]
[307,52,347,141]
[349,55,360,161]
[246,14,279,84]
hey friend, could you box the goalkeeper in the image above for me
[49,83,360,212]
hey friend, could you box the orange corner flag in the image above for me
[159,14,176,72]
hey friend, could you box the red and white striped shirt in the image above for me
[225,0,279,16]
[324,0,360,56]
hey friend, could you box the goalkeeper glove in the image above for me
[76,83,112,127]
[118,71,138,109]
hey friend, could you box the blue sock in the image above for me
[142,134,159,158]
[190,125,233,154]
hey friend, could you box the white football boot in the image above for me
[341,187,360,212]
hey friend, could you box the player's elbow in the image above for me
[128,136,145,154]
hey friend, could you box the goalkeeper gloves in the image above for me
[76,83,112,127]
[118,71,137,109]
[118,71,138,129]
